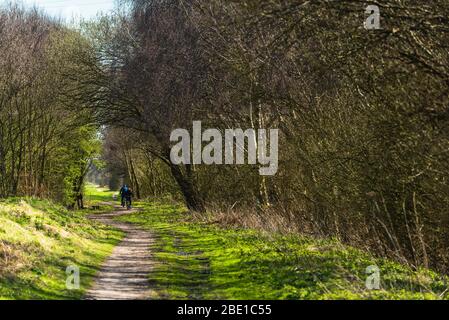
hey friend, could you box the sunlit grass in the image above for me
[84,183,116,203]
[0,198,123,300]
[119,202,449,300]
[3,183,446,300]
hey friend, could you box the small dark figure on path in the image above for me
[119,185,133,209]
[119,185,129,207]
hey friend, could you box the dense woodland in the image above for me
[1,1,449,273]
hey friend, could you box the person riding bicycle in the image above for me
[119,184,130,207]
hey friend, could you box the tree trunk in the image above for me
[169,163,205,212]
[128,155,141,199]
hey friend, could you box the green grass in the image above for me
[2,184,447,300]
[81,183,117,213]
[84,183,116,204]
[0,197,122,300]
[119,202,449,300]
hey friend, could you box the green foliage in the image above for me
[60,126,102,206]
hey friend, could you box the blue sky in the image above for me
[1,0,116,21]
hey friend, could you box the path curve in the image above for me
[85,206,154,300]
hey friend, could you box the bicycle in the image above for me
[125,196,132,210]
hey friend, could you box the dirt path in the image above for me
[85,206,155,300]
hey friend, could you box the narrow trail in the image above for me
[85,205,155,300]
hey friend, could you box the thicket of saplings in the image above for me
[0,6,101,207]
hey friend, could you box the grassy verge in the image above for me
[81,183,116,213]
[119,202,449,300]
[0,197,122,300]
